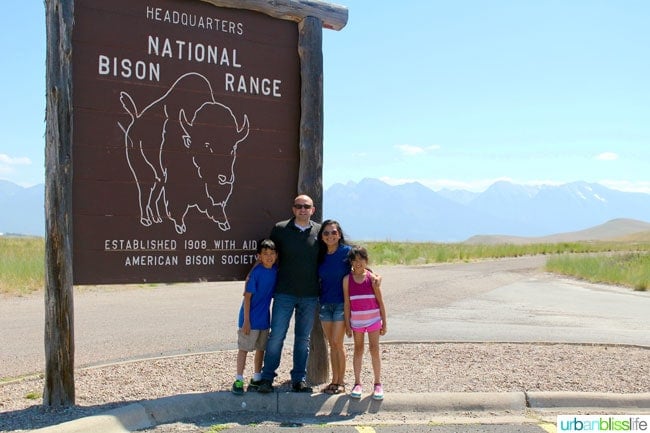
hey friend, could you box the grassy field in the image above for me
[366,240,650,264]
[546,252,650,291]
[1,236,648,296]
[0,236,45,296]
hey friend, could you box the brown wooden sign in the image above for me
[47,0,345,406]
[72,0,304,284]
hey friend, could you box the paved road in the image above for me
[384,258,650,345]
[2,256,650,379]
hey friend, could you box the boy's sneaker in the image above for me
[350,383,362,399]
[291,381,313,393]
[257,379,274,394]
[248,379,262,392]
[231,379,244,395]
[372,383,384,400]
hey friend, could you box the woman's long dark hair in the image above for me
[317,219,347,263]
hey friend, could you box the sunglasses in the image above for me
[323,229,339,236]
[293,204,313,209]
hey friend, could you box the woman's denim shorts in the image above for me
[319,302,345,322]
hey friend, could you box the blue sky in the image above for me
[2,1,649,192]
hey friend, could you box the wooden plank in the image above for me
[44,0,76,406]
[198,0,348,30]
[299,16,328,385]
[297,16,324,221]
[71,0,303,284]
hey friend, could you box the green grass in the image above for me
[0,236,45,296]
[546,252,650,291]
[2,237,649,295]
[364,241,650,291]
[364,240,650,265]
[24,391,42,400]
[205,425,232,432]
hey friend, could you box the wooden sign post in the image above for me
[45,0,347,406]
[44,0,75,406]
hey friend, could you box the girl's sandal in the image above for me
[332,384,345,395]
[321,383,337,394]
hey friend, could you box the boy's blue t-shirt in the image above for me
[238,264,277,330]
[318,244,351,304]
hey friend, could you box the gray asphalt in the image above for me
[387,263,650,345]
[3,255,650,379]
[5,255,650,432]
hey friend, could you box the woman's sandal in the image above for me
[332,384,345,395]
[321,383,338,394]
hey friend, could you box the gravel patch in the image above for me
[2,342,649,431]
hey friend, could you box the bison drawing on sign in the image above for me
[118,72,250,233]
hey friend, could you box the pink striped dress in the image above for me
[347,272,381,330]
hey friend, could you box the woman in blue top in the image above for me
[317,219,351,395]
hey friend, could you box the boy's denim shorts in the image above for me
[319,302,345,322]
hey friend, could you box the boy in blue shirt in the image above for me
[232,239,278,395]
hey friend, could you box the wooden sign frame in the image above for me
[44,0,347,406]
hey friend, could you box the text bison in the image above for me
[118,72,250,233]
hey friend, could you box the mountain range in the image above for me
[3,178,650,242]
[0,180,45,237]
[324,178,650,242]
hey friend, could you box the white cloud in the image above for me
[0,154,31,165]
[394,144,440,156]
[0,154,33,184]
[395,144,424,156]
[379,176,506,192]
[595,152,619,161]
[600,180,650,194]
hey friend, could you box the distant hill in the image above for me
[464,218,650,244]
[3,178,650,242]
[0,180,44,236]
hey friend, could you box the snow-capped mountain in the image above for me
[324,178,650,242]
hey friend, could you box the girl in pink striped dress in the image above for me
[343,246,387,400]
